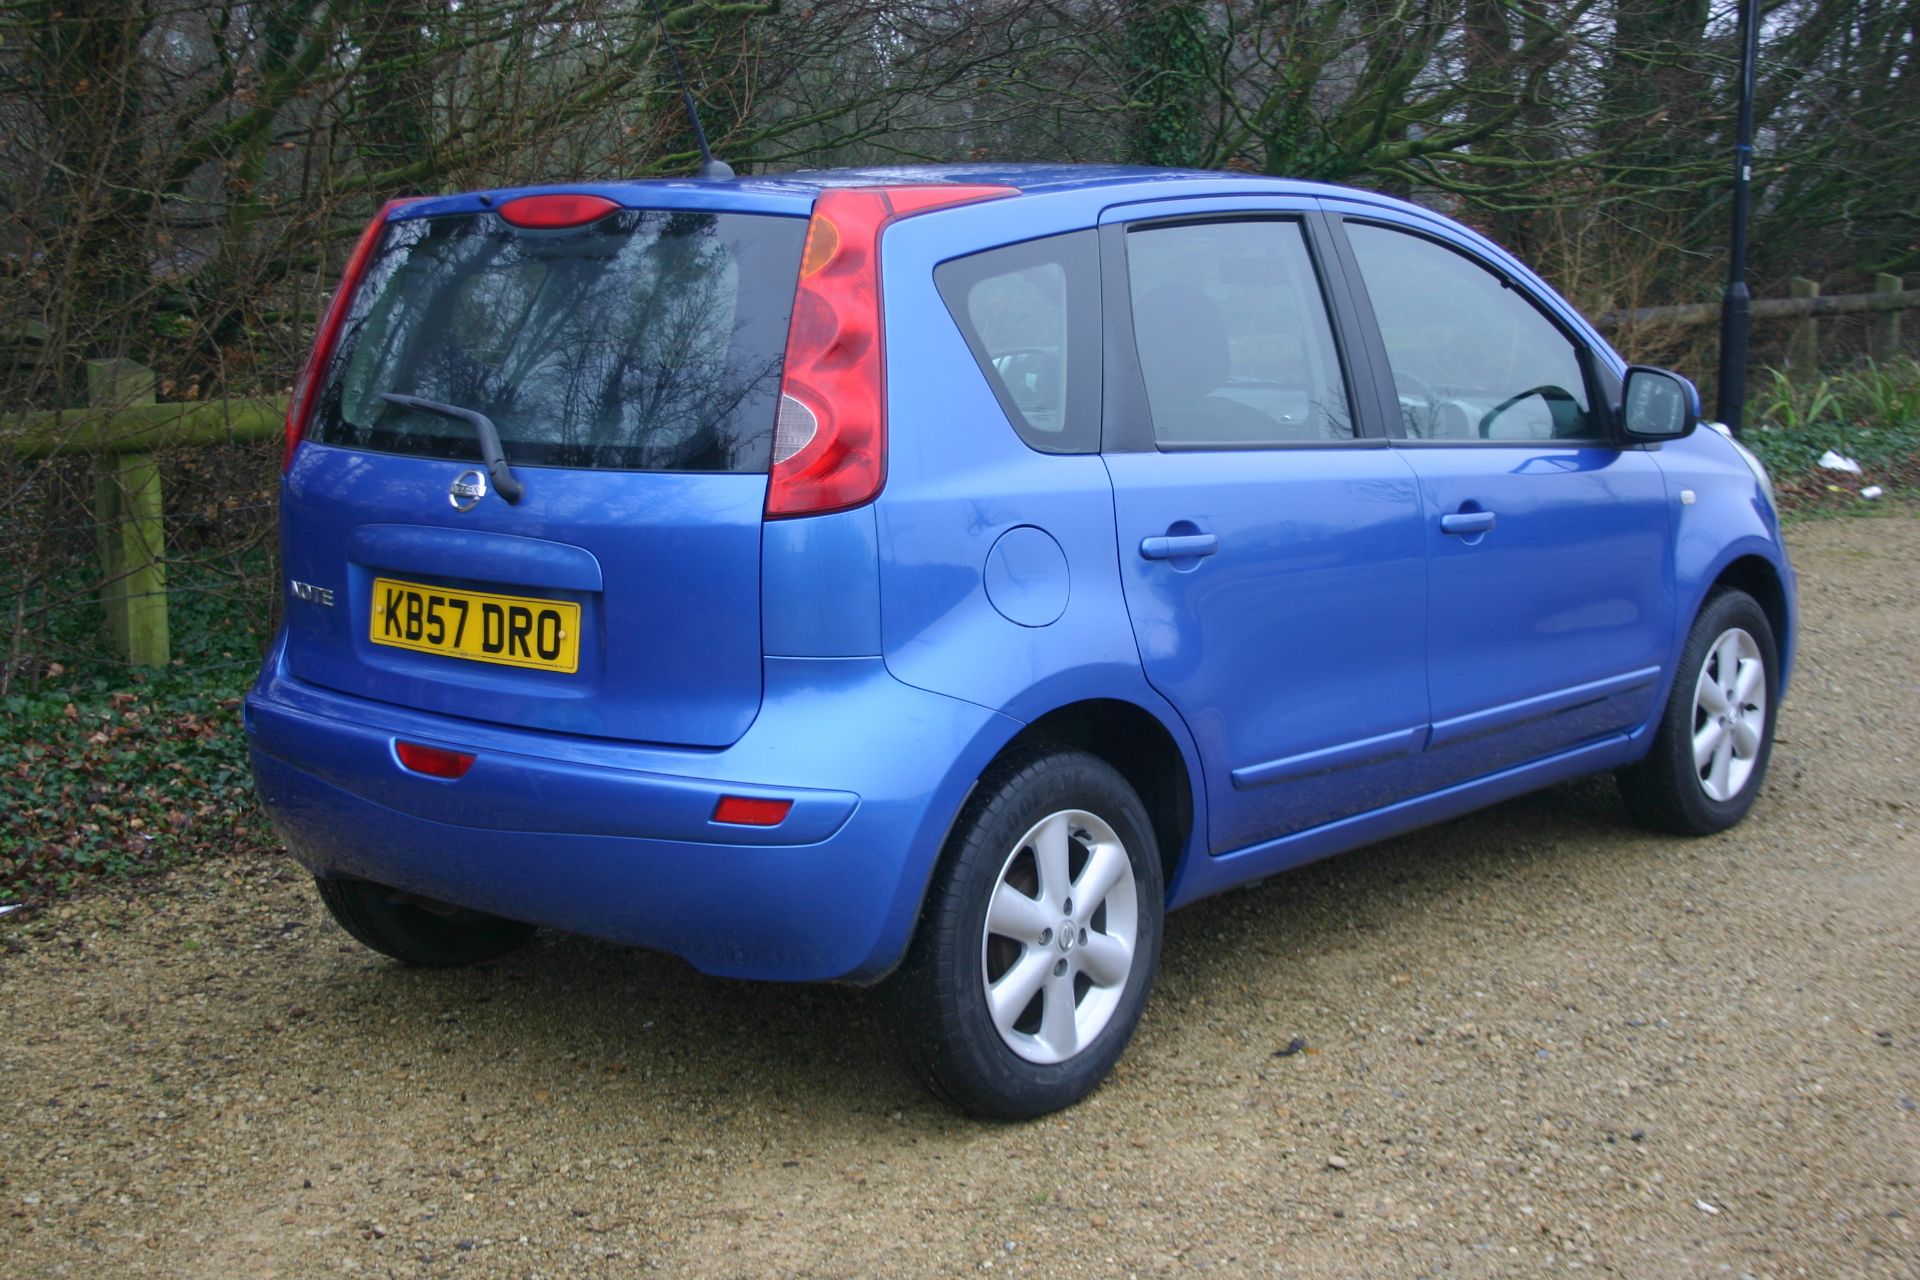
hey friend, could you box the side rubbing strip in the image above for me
[1426,667,1662,749]
[1231,725,1429,791]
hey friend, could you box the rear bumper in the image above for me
[245,639,1017,981]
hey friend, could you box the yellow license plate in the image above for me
[369,577,581,674]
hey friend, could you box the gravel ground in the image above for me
[4,515,1916,1279]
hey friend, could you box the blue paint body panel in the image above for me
[250,164,1798,984]
[761,505,883,657]
[1396,443,1675,786]
[1105,448,1431,852]
[251,643,1017,981]
[281,443,767,747]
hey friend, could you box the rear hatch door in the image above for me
[280,194,807,746]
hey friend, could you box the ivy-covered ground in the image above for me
[0,667,269,905]
[1,556,277,908]
[1744,357,1920,511]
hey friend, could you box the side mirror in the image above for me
[1620,366,1699,441]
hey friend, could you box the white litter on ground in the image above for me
[1819,450,1864,474]
[1862,486,1885,500]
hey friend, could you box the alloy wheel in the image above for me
[979,809,1139,1065]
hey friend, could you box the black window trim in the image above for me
[1325,214,1622,449]
[1098,210,1392,455]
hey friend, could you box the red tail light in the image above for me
[497,193,621,229]
[712,795,794,826]
[395,741,476,779]
[765,184,1015,519]
[283,199,421,470]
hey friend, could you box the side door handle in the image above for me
[1440,510,1497,536]
[1140,533,1220,560]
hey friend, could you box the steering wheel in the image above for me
[1477,384,1579,438]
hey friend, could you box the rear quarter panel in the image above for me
[871,192,1209,838]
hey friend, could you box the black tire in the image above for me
[1617,588,1780,836]
[314,875,536,967]
[882,747,1165,1120]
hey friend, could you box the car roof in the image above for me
[395,163,1428,224]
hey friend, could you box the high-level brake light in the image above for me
[497,193,622,229]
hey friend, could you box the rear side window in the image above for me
[1125,218,1353,445]
[315,209,806,472]
[936,231,1100,454]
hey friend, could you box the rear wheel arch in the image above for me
[993,699,1197,895]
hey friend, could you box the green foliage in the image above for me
[1743,359,1920,513]
[1124,1,1210,169]
[0,663,276,906]
[1,548,279,907]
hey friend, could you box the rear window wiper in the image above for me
[379,393,526,505]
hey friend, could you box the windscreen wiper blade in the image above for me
[379,392,525,505]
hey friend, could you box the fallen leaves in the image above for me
[1,676,277,906]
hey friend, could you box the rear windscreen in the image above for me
[314,208,806,472]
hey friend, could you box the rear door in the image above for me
[1100,202,1432,855]
[280,200,807,746]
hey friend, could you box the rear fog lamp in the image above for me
[712,795,794,827]
[396,741,476,779]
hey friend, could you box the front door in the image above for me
[1333,216,1675,786]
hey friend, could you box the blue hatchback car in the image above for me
[247,164,1795,1117]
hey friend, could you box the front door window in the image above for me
[1346,222,1593,442]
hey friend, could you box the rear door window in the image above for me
[1124,219,1354,445]
[315,208,807,472]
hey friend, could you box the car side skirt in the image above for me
[1168,730,1646,909]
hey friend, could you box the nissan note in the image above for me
[246,165,1796,1118]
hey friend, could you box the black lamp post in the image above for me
[1715,0,1761,436]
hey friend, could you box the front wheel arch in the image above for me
[1706,554,1792,685]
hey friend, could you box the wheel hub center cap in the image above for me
[1056,920,1076,954]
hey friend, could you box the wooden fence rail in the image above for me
[1594,273,1913,367]
[1,360,282,667]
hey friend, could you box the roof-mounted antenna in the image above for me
[648,0,735,180]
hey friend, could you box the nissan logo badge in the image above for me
[449,469,487,512]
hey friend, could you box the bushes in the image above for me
[1745,359,1920,507]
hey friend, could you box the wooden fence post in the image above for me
[1872,273,1904,361]
[1786,277,1821,369]
[87,359,169,667]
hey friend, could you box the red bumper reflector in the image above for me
[396,741,476,779]
[712,795,794,827]
[497,193,621,228]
